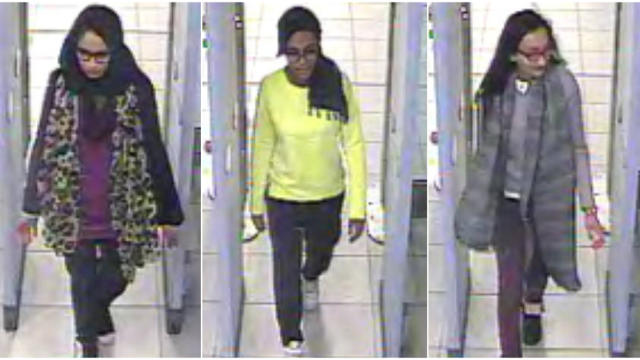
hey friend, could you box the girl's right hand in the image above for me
[17,219,36,245]
[585,212,605,250]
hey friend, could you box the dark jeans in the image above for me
[64,239,128,345]
[494,197,548,357]
[265,193,345,345]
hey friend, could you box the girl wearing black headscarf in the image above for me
[18,5,184,357]
[249,6,367,356]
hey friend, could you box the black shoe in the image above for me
[522,313,542,345]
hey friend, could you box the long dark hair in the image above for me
[477,9,564,102]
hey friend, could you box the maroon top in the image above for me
[77,132,116,240]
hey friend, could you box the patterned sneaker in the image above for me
[303,279,319,311]
[283,340,304,357]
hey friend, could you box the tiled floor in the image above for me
[0,252,200,357]
[0,203,201,357]
[427,2,615,357]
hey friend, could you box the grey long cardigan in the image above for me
[454,65,594,291]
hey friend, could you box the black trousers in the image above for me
[64,239,128,345]
[265,192,345,345]
[494,197,548,357]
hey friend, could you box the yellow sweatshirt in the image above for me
[250,68,367,219]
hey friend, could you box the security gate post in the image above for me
[0,3,28,332]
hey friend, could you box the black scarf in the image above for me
[306,54,349,122]
[278,6,349,122]
[58,5,142,139]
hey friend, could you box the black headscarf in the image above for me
[277,6,349,122]
[58,5,142,139]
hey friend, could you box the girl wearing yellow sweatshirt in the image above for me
[249,6,367,356]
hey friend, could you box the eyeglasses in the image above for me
[76,47,111,64]
[283,46,319,63]
[517,47,553,63]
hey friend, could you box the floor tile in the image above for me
[8,306,74,357]
[21,253,71,306]
[108,307,162,357]
[243,253,273,303]
[302,304,376,357]
[159,306,201,357]
[320,256,372,304]
[238,304,282,357]
[465,295,500,349]
[524,348,607,357]
[535,295,603,349]
[460,347,500,357]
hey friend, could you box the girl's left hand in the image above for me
[585,212,605,250]
[158,225,179,248]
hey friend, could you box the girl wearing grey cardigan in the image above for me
[454,10,606,357]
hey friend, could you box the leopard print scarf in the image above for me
[37,74,159,282]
